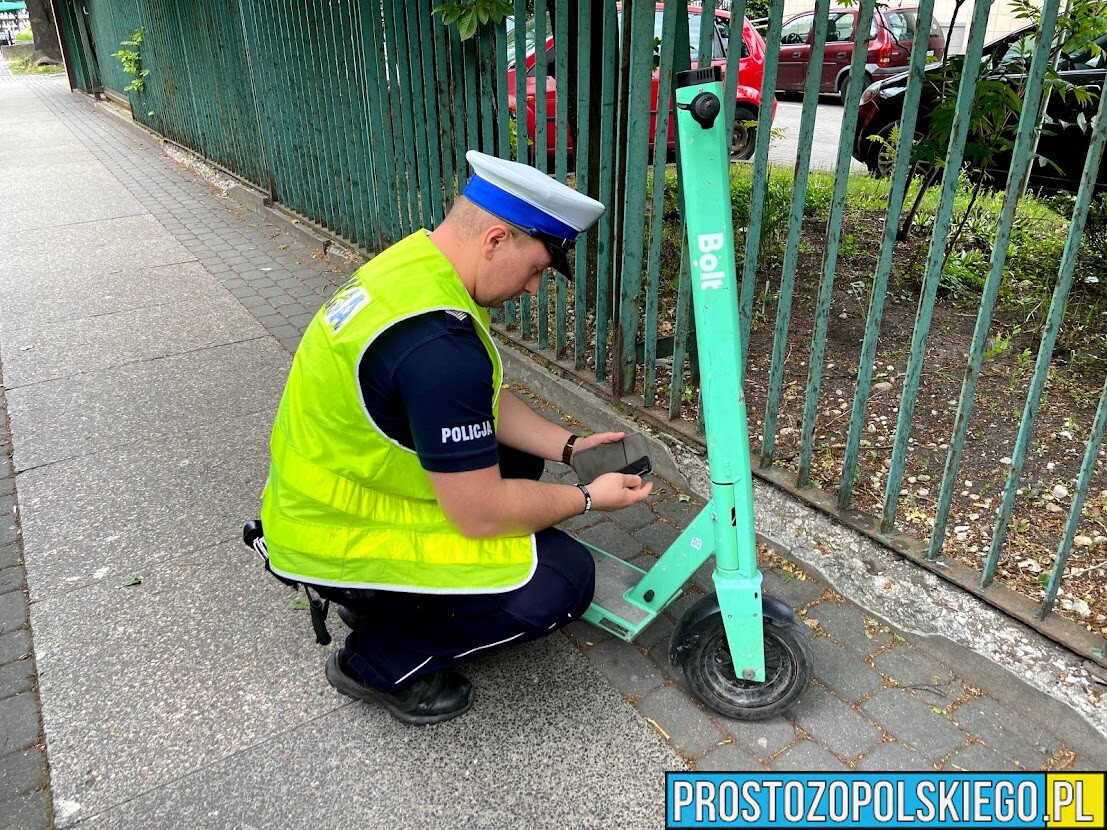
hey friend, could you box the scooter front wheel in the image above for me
[682,615,812,721]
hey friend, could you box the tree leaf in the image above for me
[122,576,142,587]
[458,10,478,40]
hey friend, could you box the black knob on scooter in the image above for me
[688,92,721,129]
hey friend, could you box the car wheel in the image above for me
[838,71,873,102]
[730,105,757,161]
[866,121,931,181]
[865,120,899,177]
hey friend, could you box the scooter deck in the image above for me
[581,545,667,640]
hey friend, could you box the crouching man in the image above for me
[259,151,652,724]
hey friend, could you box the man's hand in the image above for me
[587,471,653,510]
[569,431,625,467]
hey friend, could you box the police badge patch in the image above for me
[323,276,371,335]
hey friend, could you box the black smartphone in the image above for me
[573,432,652,483]
[619,455,652,476]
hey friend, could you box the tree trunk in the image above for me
[25,0,63,64]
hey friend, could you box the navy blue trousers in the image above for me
[331,447,595,691]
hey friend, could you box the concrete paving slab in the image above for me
[68,635,683,830]
[0,120,83,153]
[0,214,193,284]
[16,407,272,600]
[0,162,146,233]
[5,336,289,470]
[31,539,340,826]
[0,144,98,170]
[0,261,232,328]
[1,295,266,388]
[0,92,56,123]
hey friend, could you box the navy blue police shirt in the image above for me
[358,310,500,473]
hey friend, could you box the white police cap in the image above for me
[462,150,605,277]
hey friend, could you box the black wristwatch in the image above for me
[562,434,578,465]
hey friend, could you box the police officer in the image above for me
[260,151,652,725]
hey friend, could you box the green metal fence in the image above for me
[55,0,1107,663]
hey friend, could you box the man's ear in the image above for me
[480,223,510,261]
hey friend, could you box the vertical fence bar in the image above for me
[533,0,550,350]
[927,0,1061,558]
[383,0,414,234]
[572,0,593,367]
[553,3,569,357]
[697,0,716,63]
[418,0,440,226]
[289,0,323,224]
[449,25,469,199]
[722,0,746,134]
[593,0,618,381]
[793,0,875,486]
[880,0,995,533]
[328,0,358,241]
[309,0,344,234]
[433,7,455,215]
[982,83,1107,587]
[463,34,480,171]
[478,24,496,156]
[511,0,532,338]
[643,0,679,408]
[339,0,374,247]
[758,0,831,468]
[616,0,658,395]
[495,17,516,328]
[237,0,275,200]
[838,0,938,509]
[1042,373,1107,617]
[403,0,433,228]
[261,1,303,218]
[359,0,399,244]
[668,243,693,418]
[739,0,783,367]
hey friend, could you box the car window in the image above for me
[717,18,750,59]
[883,10,917,41]
[827,12,855,43]
[506,16,543,68]
[651,10,725,64]
[1062,30,1107,71]
[781,13,813,45]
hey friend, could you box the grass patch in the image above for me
[6,56,64,75]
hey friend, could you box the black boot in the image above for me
[325,652,473,725]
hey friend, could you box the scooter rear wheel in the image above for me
[682,615,812,720]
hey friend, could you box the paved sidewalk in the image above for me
[1,71,1105,829]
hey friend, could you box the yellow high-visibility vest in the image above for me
[260,232,536,593]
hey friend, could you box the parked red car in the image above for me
[507,5,776,161]
[776,5,946,99]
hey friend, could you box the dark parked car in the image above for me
[776,5,946,99]
[853,24,1107,193]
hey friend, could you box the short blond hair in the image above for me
[447,196,526,245]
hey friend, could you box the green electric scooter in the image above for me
[577,66,812,720]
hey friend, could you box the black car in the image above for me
[853,24,1107,194]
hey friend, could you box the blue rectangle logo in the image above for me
[665,773,1104,828]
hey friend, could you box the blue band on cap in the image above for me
[463,175,579,240]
